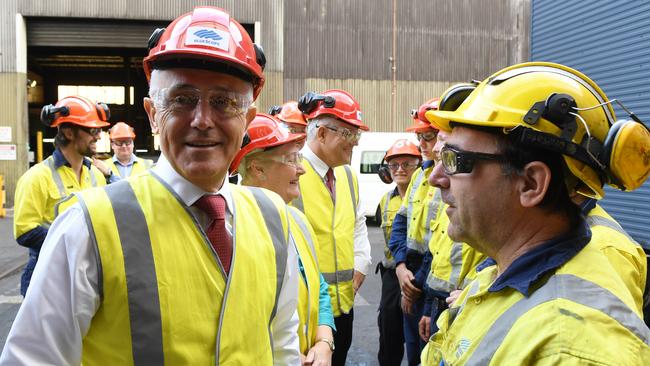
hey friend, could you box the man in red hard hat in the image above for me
[1,7,300,365]
[92,122,154,183]
[11,96,109,297]
[294,89,372,366]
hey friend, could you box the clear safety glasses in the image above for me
[416,130,438,142]
[261,151,304,168]
[152,86,253,118]
[319,124,362,144]
[440,145,507,175]
[387,162,420,171]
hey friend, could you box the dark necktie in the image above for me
[325,168,336,200]
[194,194,232,274]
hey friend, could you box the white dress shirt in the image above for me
[0,154,300,366]
[301,145,373,275]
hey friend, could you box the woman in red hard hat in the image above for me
[231,113,335,366]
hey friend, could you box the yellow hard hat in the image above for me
[426,62,650,199]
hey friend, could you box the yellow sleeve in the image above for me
[13,166,51,238]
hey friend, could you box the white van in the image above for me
[350,132,418,222]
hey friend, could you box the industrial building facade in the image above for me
[0,0,531,205]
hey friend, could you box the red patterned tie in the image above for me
[325,168,336,200]
[195,194,232,274]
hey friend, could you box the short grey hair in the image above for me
[238,149,266,182]
[306,115,339,141]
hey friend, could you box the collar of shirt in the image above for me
[390,186,400,198]
[151,153,233,215]
[53,148,92,170]
[488,218,592,296]
[112,154,137,167]
[422,160,435,169]
[579,197,597,214]
[301,144,330,178]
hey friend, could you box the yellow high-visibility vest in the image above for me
[379,189,402,268]
[399,165,440,255]
[103,156,154,179]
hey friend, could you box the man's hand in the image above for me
[446,289,463,306]
[401,294,415,315]
[418,316,431,341]
[395,263,421,300]
[303,341,332,366]
[353,270,365,295]
[92,158,111,176]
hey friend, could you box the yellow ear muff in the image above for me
[604,120,650,191]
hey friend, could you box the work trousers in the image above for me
[377,263,404,366]
[332,308,354,366]
[403,296,425,366]
[20,248,39,297]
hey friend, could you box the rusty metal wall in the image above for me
[285,0,530,81]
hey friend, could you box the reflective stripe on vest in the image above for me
[447,280,480,328]
[289,208,318,264]
[249,187,288,324]
[421,189,441,246]
[46,156,99,217]
[322,269,354,284]
[381,192,396,268]
[587,215,639,245]
[426,241,464,293]
[342,165,357,215]
[462,274,650,365]
[405,169,425,250]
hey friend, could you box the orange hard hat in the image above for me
[109,122,136,140]
[298,89,370,131]
[230,113,306,173]
[40,96,110,129]
[406,98,440,132]
[385,139,421,161]
[143,6,266,99]
[269,101,307,126]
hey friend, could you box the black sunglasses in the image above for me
[440,145,507,175]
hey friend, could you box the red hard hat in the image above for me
[109,122,136,140]
[271,101,307,126]
[385,139,421,161]
[230,113,306,173]
[143,6,266,99]
[40,96,110,129]
[406,98,440,132]
[298,89,370,131]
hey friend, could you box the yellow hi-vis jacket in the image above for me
[426,202,487,293]
[587,203,648,315]
[421,235,650,365]
[103,156,154,178]
[76,173,290,365]
[379,188,402,268]
[292,160,358,317]
[398,165,441,255]
[288,206,321,354]
[14,154,104,240]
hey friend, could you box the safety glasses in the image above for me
[261,151,304,168]
[112,140,133,147]
[440,145,507,175]
[416,131,438,142]
[78,127,102,136]
[387,162,420,171]
[320,124,362,144]
[153,86,253,118]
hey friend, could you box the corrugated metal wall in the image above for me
[531,0,650,248]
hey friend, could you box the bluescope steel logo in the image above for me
[185,26,230,51]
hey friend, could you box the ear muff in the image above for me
[268,105,282,116]
[254,44,266,71]
[241,132,251,148]
[602,119,650,191]
[378,165,393,184]
[40,105,69,127]
[147,28,166,50]
[298,92,336,114]
[439,84,476,111]
[95,102,111,121]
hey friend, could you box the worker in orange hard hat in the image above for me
[2,6,301,365]
[12,95,109,297]
[376,138,421,366]
[294,89,371,366]
[232,113,336,365]
[92,122,154,183]
[269,100,308,134]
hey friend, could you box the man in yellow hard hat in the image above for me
[93,122,154,183]
[421,62,650,365]
[1,7,300,365]
[12,95,109,297]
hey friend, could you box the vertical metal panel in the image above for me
[0,73,29,207]
[531,0,650,248]
[0,0,18,71]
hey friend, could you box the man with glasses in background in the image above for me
[11,96,109,297]
[92,122,154,183]
[1,7,300,365]
[294,89,372,366]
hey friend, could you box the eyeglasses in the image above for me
[387,162,420,171]
[440,145,507,175]
[78,127,102,136]
[319,124,362,143]
[112,140,133,147]
[416,131,438,142]
[261,151,304,168]
[153,86,253,118]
